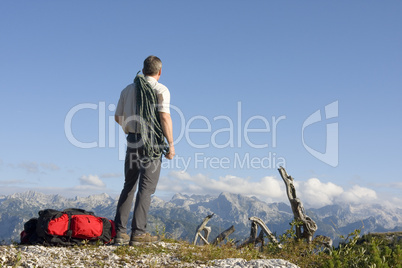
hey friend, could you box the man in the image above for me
[114,55,175,245]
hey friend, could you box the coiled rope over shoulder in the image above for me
[134,72,168,160]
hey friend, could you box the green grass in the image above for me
[1,225,400,267]
[112,223,401,268]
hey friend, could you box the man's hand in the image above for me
[165,144,175,160]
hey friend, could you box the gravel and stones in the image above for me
[0,242,299,268]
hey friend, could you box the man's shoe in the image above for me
[129,233,159,245]
[114,232,130,245]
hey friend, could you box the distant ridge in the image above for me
[0,191,401,245]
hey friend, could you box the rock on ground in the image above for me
[0,243,299,268]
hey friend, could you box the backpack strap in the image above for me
[65,213,73,240]
[63,208,95,216]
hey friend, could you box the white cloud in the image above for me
[338,185,377,204]
[158,171,286,203]
[390,182,402,190]
[79,175,105,188]
[158,171,384,208]
[40,163,60,171]
[8,161,60,173]
[296,178,344,208]
[17,161,39,173]
[290,179,378,208]
[0,168,390,209]
[100,173,123,178]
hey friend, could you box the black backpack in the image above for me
[20,208,116,246]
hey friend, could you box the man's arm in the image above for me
[159,112,175,159]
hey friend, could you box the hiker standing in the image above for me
[114,55,175,245]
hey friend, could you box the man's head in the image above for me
[143,55,162,78]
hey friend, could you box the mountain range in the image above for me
[1,191,401,246]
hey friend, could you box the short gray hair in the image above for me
[143,55,162,76]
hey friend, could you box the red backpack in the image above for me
[20,208,116,246]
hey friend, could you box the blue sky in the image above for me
[1,1,401,208]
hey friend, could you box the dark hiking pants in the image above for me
[114,133,161,236]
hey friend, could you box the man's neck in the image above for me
[146,74,160,81]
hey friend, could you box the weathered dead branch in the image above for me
[193,214,236,246]
[192,167,334,250]
[193,214,214,245]
[211,225,235,245]
[278,166,317,242]
[238,216,282,249]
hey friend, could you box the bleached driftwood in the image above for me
[278,166,317,242]
[238,216,282,249]
[211,225,235,245]
[193,214,214,245]
[193,167,332,249]
[194,214,236,246]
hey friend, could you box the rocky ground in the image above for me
[0,242,299,268]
